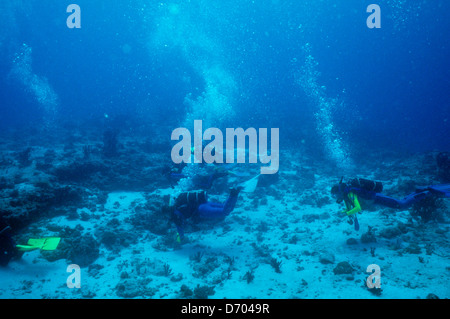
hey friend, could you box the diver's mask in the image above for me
[331,184,345,203]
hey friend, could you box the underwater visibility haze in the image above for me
[0,0,449,300]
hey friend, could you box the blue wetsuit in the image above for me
[349,184,450,209]
[172,189,239,240]
[334,181,450,231]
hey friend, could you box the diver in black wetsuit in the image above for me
[0,218,18,267]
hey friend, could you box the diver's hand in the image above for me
[347,215,354,225]
[176,232,188,244]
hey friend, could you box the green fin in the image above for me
[16,244,40,252]
[16,237,61,252]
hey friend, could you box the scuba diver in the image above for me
[0,216,61,267]
[163,142,259,242]
[331,177,450,230]
[168,186,243,242]
[0,218,18,266]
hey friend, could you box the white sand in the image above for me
[1,184,448,299]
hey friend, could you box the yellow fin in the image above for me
[17,237,61,252]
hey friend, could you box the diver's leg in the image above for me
[197,188,240,219]
[197,202,225,219]
[398,191,429,207]
[173,209,186,240]
[374,191,429,209]
[222,191,239,216]
[373,194,404,209]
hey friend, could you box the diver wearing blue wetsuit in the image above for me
[331,178,450,230]
[170,187,242,242]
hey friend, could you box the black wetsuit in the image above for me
[0,219,17,267]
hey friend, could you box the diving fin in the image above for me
[354,216,360,231]
[427,184,450,197]
[239,174,260,193]
[16,237,61,252]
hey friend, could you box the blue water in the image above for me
[1,1,448,154]
[0,0,449,300]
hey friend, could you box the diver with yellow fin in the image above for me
[0,217,60,267]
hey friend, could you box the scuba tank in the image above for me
[350,178,383,193]
[174,191,208,217]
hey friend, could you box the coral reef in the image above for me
[0,124,448,300]
[333,261,354,275]
[410,195,445,223]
